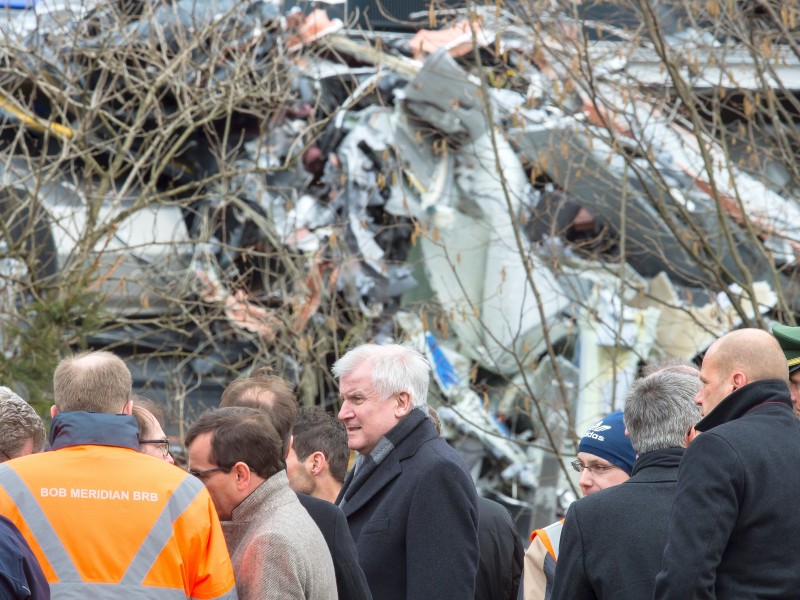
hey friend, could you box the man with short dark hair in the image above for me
[221,373,372,600]
[654,328,800,599]
[551,368,701,600]
[287,406,349,503]
[186,407,336,600]
[0,387,45,461]
[333,343,479,600]
[0,350,236,598]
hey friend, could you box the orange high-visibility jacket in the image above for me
[522,519,564,600]
[0,412,237,599]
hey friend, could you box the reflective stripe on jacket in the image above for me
[0,413,236,599]
[522,520,564,600]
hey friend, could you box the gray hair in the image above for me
[332,344,430,408]
[624,370,701,455]
[0,387,46,459]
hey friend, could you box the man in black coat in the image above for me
[476,495,523,600]
[654,328,800,599]
[297,493,372,600]
[551,365,701,600]
[333,343,480,600]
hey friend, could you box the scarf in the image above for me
[338,407,428,509]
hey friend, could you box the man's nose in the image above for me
[338,400,352,421]
[579,467,592,489]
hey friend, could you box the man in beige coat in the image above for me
[187,407,337,600]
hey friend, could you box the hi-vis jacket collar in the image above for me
[49,411,140,451]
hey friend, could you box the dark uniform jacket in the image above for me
[337,411,479,600]
[475,496,523,600]
[654,380,800,599]
[297,493,372,600]
[0,514,49,599]
[551,447,683,600]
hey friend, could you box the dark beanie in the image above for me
[577,410,636,475]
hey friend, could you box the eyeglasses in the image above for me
[570,459,619,475]
[189,466,231,479]
[140,439,170,458]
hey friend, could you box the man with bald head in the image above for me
[654,328,800,599]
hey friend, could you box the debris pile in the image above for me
[2,0,800,529]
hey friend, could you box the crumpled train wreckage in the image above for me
[2,0,800,531]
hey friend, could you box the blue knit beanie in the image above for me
[577,410,636,475]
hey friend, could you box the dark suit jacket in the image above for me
[551,447,683,600]
[297,493,372,600]
[475,496,523,600]
[337,415,479,600]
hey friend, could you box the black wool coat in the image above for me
[654,380,800,599]
[297,493,372,600]
[337,415,479,600]
[551,447,684,600]
[475,496,523,600]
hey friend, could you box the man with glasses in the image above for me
[186,407,336,600]
[551,368,701,600]
[220,370,372,600]
[0,350,236,599]
[132,397,174,464]
[522,410,636,599]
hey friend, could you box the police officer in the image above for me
[771,322,800,417]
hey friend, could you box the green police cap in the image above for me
[771,323,800,374]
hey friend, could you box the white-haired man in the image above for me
[334,343,479,600]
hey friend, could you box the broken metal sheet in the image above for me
[396,49,489,144]
[0,158,195,317]
[377,50,573,373]
[509,113,791,294]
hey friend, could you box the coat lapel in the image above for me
[340,456,402,516]
[338,412,438,517]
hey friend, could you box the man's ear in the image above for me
[732,371,747,391]
[121,400,133,416]
[309,451,326,476]
[394,391,412,418]
[233,462,252,491]
[50,405,58,419]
